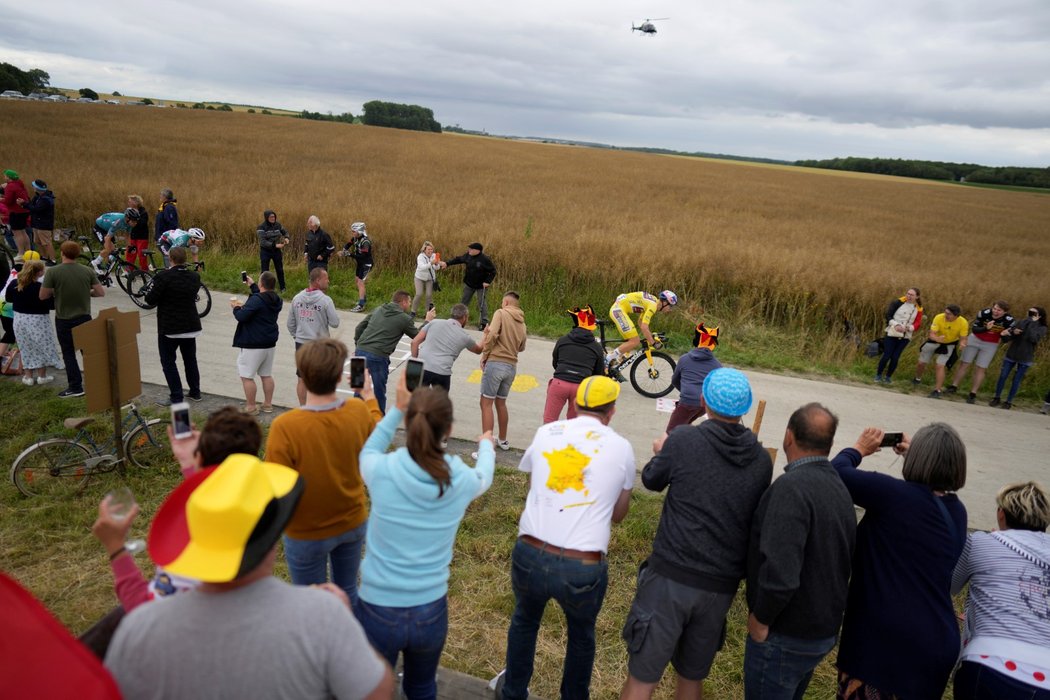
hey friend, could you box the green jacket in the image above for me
[354,302,421,356]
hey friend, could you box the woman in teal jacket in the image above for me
[358,372,495,700]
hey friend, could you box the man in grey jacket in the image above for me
[288,267,340,405]
[621,368,772,700]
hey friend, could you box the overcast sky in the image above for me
[3,0,1049,165]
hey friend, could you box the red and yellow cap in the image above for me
[694,322,719,349]
[149,454,303,583]
[567,305,597,330]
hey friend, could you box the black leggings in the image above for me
[260,248,285,291]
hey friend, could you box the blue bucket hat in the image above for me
[702,368,753,418]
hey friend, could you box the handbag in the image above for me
[1,347,22,375]
[864,339,882,358]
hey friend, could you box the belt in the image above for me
[519,534,603,563]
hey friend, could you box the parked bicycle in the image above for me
[125,250,212,318]
[10,403,170,498]
[596,319,677,398]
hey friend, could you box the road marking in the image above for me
[466,370,539,393]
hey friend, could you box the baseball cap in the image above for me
[149,454,304,583]
[576,375,620,409]
[567,305,597,330]
[21,250,42,262]
[701,368,752,418]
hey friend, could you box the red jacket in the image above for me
[3,178,29,214]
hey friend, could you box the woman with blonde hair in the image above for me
[875,287,922,383]
[951,481,1050,699]
[410,240,442,317]
[358,372,494,699]
[4,254,61,385]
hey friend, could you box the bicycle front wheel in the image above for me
[126,270,156,309]
[195,283,212,318]
[124,419,171,469]
[114,260,139,294]
[11,439,93,498]
[630,351,677,398]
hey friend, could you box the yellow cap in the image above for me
[21,250,41,262]
[576,375,620,409]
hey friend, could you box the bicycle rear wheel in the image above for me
[126,270,156,309]
[124,419,172,469]
[630,351,676,398]
[11,439,93,498]
[195,283,212,318]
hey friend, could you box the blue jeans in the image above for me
[877,336,910,378]
[503,540,608,700]
[744,632,836,700]
[55,315,90,391]
[954,659,1050,700]
[355,349,390,413]
[357,596,448,700]
[283,521,367,607]
[994,357,1032,403]
[157,334,199,402]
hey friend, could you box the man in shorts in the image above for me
[90,208,139,277]
[479,291,526,450]
[232,271,283,415]
[410,303,483,391]
[339,221,372,313]
[946,300,1015,404]
[498,376,634,700]
[620,368,772,699]
[912,304,970,399]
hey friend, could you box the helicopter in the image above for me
[632,18,669,35]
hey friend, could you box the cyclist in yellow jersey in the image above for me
[606,289,678,366]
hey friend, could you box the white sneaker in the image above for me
[91,260,105,276]
[497,439,511,451]
[22,375,35,386]
[36,375,55,385]
[470,451,479,461]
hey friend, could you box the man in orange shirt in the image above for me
[264,338,382,608]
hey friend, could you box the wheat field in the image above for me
[5,99,1050,363]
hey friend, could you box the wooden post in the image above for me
[107,318,124,463]
[751,399,767,438]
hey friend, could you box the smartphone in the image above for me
[405,358,425,391]
[171,402,192,439]
[427,303,435,311]
[240,270,248,282]
[349,357,366,390]
[879,432,904,448]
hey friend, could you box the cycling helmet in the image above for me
[124,207,142,220]
[659,290,678,306]
[350,221,367,235]
[187,227,206,240]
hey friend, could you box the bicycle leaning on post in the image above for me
[596,319,677,398]
[10,403,170,498]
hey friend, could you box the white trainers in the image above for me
[91,260,105,276]
[470,451,479,461]
[22,375,36,386]
[497,439,511,451]
[36,375,55,385]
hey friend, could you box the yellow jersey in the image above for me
[613,292,660,327]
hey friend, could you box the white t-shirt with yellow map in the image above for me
[517,415,636,554]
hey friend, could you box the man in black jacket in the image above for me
[232,271,283,414]
[443,242,496,330]
[621,368,772,700]
[744,402,856,698]
[145,246,203,406]
[303,215,334,272]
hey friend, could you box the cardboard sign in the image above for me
[72,307,142,413]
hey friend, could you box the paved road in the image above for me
[94,291,1048,531]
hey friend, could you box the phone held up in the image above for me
[349,356,366,390]
[171,402,193,439]
[879,432,904,448]
[241,270,248,282]
[405,358,425,392]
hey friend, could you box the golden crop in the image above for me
[5,100,1049,332]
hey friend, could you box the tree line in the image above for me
[795,157,1050,190]
[0,63,51,94]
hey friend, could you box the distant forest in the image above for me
[795,157,1050,190]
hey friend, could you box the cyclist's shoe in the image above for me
[609,367,627,383]
[90,260,105,277]
[58,387,85,398]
